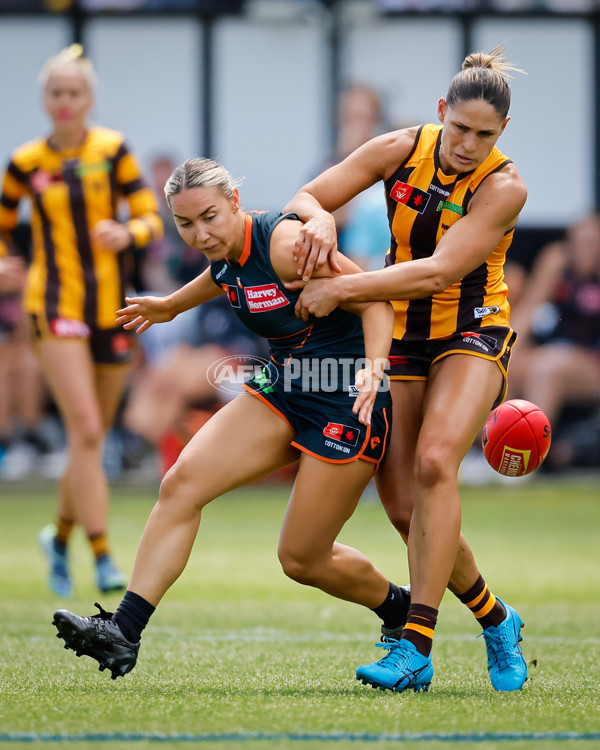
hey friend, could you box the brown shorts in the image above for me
[27,313,135,367]
[388,326,517,409]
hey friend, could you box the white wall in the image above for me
[86,17,201,176]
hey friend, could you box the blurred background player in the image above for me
[0,44,163,596]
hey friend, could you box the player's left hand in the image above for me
[116,295,174,333]
[285,277,341,321]
[92,219,133,252]
[292,215,342,281]
[352,360,387,425]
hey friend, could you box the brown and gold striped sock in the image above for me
[458,574,506,630]
[400,603,438,657]
[88,532,110,561]
[55,517,75,553]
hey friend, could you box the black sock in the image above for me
[113,590,155,644]
[371,582,411,629]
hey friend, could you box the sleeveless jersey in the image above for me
[0,126,163,329]
[210,211,366,362]
[384,123,515,341]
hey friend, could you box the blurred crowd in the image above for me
[1,82,599,485]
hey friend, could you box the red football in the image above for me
[482,399,552,477]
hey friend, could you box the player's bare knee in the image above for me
[159,457,208,513]
[71,417,104,452]
[414,445,455,488]
[278,547,321,586]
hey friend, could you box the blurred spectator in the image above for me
[0,233,58,480]
[0,311,56,480]
[508,213,600,471]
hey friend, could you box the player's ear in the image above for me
[231,188,240,212]
[438,98,446,124]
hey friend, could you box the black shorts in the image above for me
[388,326,517,409]
[27,313,135,367]
[243,359,392,469]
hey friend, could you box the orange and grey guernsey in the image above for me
[384,123,515,341]
[0,126,163,329]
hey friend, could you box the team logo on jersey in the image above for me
[436,200,463,216]
[390,180,431,214]
[74,160,112,178]
[222,284,241,308]
[474,306,500,319]
[30,170,62,193]
[49,318,91,339]
[244,283,289,313]
[460,331,498,352]
[323,422,359,446]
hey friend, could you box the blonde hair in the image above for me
[39,44,97,92]
[164,158,243,208]
[446,44,525,119]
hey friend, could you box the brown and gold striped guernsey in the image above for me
[384,123,515,341]
[0,126,162,329]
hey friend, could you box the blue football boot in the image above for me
[356,638,433,693]
[95,556,127,593]
[481,598,527,691]
[38,524,72,598]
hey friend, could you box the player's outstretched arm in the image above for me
[116,267,223,333]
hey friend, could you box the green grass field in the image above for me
[0,476,599,750]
